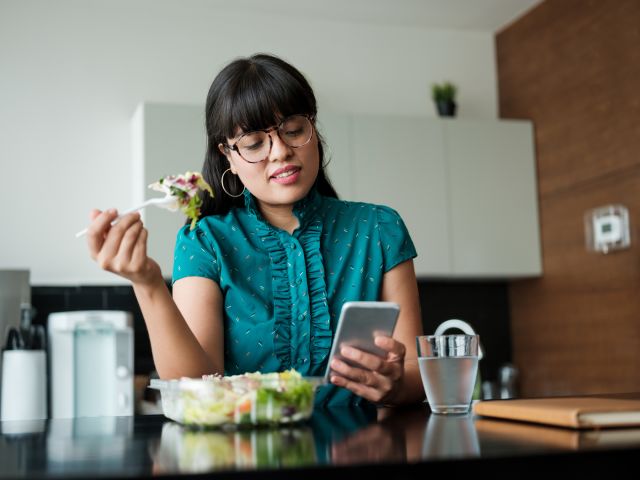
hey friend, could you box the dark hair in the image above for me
[198,53,338,218]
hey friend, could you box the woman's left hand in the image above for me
[329,335,406,404]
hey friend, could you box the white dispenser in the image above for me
[48,311,134,418]
[1,350,47,422]
[0,269,31,413]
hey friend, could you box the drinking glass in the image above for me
[421,413,480,459]
[416,335,479,415]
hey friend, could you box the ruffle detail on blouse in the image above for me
[242,191,289,366]
[259,226,293,367]
[297,216,332,370]
[243,187,330,369]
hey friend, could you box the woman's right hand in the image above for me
[86,209,162,286]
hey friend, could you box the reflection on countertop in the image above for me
[2,399,640,478]
[151,422,317,474]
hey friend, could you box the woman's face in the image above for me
[220,115,320,210]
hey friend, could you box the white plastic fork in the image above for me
[75,195,178,238]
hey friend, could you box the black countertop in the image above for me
[2,397,640,478]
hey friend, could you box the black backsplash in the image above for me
[31,280,512,380]
[31,285,156,375]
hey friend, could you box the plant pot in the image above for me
[435,100,457,117]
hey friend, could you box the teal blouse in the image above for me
[172,187,417,406]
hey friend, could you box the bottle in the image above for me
[481,380,498,400]
[1,339,47,421]
[498,363,519,399]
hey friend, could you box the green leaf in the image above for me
[432,81,457,102]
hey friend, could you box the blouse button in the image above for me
[290,243,297,250]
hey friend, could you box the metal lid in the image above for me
[47,310,133,332]
[433,319,484,359]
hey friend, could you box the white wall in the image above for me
[0,0,498,285]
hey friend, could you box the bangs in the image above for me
[218,60,316,139]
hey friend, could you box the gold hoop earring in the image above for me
[221,168,245,198]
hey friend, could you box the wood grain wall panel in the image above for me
[497,0,640,197]
[510,285,640,396]
[497,0,640,396]
[510,169,640,397]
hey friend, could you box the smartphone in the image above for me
[324,301,400,382]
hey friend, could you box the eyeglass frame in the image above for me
[223,113,316,164]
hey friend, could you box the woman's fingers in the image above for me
[329,337,408,403]
[117,220,144,268]
[330,357,385,386]
[330,369,391,404]
[338,345,386,372]
[374,335,406,363]
[338,336,405,376]
[331,354,396,386]
[129,227,148,272]
[85,208,156,284]
[86,209,118,260]
[89,209,102,221]
[96,213,142,270]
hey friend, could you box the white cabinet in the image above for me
[349,115,452,276]
[131,102,206,278]
[319,113,542,278]
[444,119,541,277]
[133,103,542,279]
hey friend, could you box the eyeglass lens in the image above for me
[235,115,313,163]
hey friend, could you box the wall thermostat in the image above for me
[584,204,630,254]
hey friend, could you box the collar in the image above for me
[244,186,322,233]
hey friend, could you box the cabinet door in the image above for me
[444,119,542,276]
[132,102,206,278]
[351,115,451,276]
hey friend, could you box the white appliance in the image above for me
[48,310,134,418]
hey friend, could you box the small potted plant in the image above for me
[431,81,457,117]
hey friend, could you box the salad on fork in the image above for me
[76,171,214,237]
[148,171,215,230]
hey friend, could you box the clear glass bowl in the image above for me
[151,421,317,472]
[149,371,320,429]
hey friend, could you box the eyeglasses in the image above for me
[225,114,314,163]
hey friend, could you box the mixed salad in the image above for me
[148,171,214,230]
[154,421,316,472]
[153,369,316,428]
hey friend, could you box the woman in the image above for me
[86,53,424,407]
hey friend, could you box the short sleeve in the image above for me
[376,205,418,272]
[172,224,220,285]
